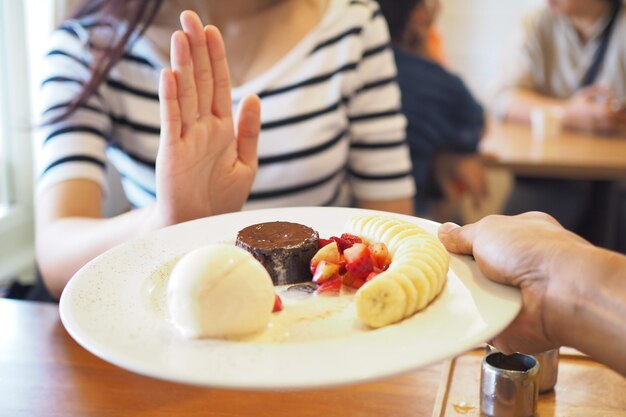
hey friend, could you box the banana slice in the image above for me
[395,242,449,277]
[401,254,446,295]
[389,263,432,311]
[387,229,434,254]
[355,274,407,328]
[348,216,371,241]
[379,224,422,254]
[389,271,418,316]
[362,217,390,242]
[346,214,450,328]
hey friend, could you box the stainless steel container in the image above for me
[480,352,539,417]
[485,345,559,394]
[533,348,559,393]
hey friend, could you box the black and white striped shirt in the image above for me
[36,0,415,210]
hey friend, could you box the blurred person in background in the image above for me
[33,0,416,299]
[377,0,489,220]
[495,0,626,236]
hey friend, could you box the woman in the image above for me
[496,0,626,235]
[35,0,416,298]
[377,0,488,218]
[497,0,626,133]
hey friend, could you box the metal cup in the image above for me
[533,349,559,393]
[485,345,559,394]
[480,352,539,417]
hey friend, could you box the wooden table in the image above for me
[0,299,441,417]
[480,122,626,180]
[3,299,624,417]
[480,122,626,251]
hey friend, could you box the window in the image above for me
[0,0,35,285]
[0,2,12,217]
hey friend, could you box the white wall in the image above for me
[438,0,545,103]
[435,1,546,222]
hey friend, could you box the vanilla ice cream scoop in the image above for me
[167,244,275,339]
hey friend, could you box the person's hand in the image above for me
[438,212,592,354]
[155,11,261,226]
[433,153,488,208]
[564,85,626,134]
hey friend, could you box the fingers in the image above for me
[171,30,198,134]
[180,11,213,117]
[205,25,233,118]
[438,222,477,255]
[159,68,181,145]
[236,95,261,168]
[578,84,612,100]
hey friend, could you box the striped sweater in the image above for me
[36,0,415,211]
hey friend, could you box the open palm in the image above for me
[155,11,260,225]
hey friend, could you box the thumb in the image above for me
[438,222,477,255]
[235,94,261,168]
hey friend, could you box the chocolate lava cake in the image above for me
[236,221,319,286]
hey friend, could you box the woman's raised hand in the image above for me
[155,10,260,225]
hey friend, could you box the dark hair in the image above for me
[376,0,423,44]
[52,0,163,123]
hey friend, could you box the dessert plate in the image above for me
[60,207,521,390]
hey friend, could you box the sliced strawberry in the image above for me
[343,243,374,281]
[340,233,362,246]
[272,294,283,312]
[318,238,333,248]
[330,236,351,252]
[341,271,367,289]
[310,241,341,272]
[343,242,370,263]
[312,260,341,284]
[315,276,341,295]
[365,271,380,282]
[352,277,366,289]
[369,242,391,270]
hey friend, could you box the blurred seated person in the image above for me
[378,0,488,219]
[494,0,626,234]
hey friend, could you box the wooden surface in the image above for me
[432,347,626,417]
[480,122,626,180]
[0,299,441,417]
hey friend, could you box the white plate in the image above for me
[60,207,521,390]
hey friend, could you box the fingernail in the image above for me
[439,222,461,235]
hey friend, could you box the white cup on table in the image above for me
[530,106,565,141]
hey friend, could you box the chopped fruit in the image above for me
[318,238,334,247]
[312,260,341,284]
[272,294,283,312]
[344,243,374,281]
[365,271,379,282]
[330,236,351,251]
[315,276,342,295]
[340,233,362,246]
[310,234,390,293]
[342,271,367,289]
[369,242,391,270]
[310,241,342,272]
